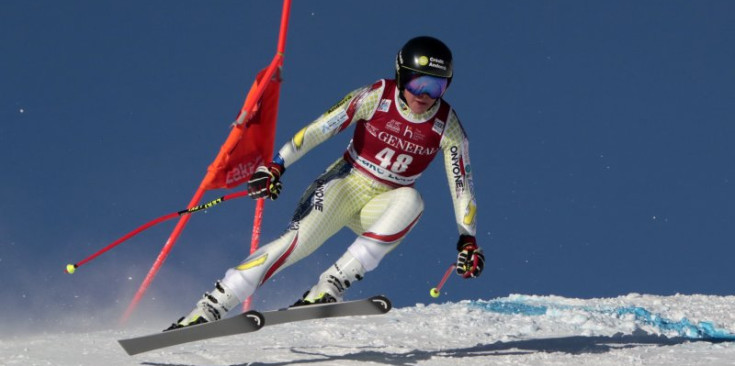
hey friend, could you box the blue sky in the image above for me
[2,1,734,327]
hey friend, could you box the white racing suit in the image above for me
[183,79,477,322]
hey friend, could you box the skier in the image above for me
[169,36,484,328]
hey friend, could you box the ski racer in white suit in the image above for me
[170,36,485,329]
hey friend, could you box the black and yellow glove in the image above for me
[247,162,285,200]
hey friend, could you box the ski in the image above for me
[118,310,264,356]
[263,294,391,326]
[118,295,391,356]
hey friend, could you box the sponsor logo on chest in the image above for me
[378,99,391,112]
[402,124,427,141]
[385,119,402,133]
[376,130,438,156]
[432,119,445,135]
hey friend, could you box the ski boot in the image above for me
[291,251,366,307]
[292,290,339,307]
[166,281,241,331]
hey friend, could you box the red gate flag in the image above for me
[200,67,282,190]
[121,0,292,323]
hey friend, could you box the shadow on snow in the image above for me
[141,330,727,366]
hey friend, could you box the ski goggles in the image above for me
[403,72,449,99]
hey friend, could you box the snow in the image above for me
[2,294,734,366]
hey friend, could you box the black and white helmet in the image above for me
[395,36,453,91]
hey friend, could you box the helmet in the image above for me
[395,36,453,91]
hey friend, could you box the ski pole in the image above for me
[429,264,456,298]
[65,190,250,274]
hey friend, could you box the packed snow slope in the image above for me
[2,294,735,366]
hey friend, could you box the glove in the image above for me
[247,162,285,200]
[456,234,485,278]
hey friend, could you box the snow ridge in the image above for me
[473,295,735,340]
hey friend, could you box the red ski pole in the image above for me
[429,264,456,298]
[64,190,250,274]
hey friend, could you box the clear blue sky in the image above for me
[2,1,734,327]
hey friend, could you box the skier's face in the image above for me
[402,89,437,114]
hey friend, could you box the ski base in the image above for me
[118,295,391,356]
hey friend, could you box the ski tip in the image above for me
[117,339,139,356]
[370,295,392,313]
